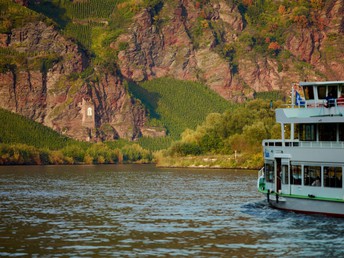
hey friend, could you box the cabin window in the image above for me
[318,86,338,99]
[291,164,302,185]
[340,85,344,98]
[303,86,314,100]
[299,124,316,141]
[282,165,289,184]
[304,166,321,186]
[328,86,338,98]
[324,167,342,188]
[339,124,344,141]
[265,162,274,183]
[318,86,327,99]
[319,124,336,141]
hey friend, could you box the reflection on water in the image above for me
[0,164,343,257]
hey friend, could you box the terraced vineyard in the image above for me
[128,77,234,139]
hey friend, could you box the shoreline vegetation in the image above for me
[0,142,152,166]
[0,97,284,169]
[155,154,261,170]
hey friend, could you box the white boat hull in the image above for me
[266,194,344,217]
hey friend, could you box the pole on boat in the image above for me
[290,83,296,141]
[281,123,285,146]
[291,84,295,108]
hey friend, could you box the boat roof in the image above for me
[299,81,344,86]
[276,108,344,124]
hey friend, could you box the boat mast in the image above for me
[290,84,296,141]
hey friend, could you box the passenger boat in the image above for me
[257,81,344,217]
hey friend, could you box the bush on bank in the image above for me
[0,143,152,165]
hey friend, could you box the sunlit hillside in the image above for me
[0,108,73,150]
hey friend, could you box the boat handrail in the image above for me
[285,99,344,109]
[263,139,344,149]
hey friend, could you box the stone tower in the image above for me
[81,98,95,141]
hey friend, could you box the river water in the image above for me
[0,164,343,257]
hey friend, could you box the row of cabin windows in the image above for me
[303,85,344,100]
[299,124,344,141]
[265,163,342,188]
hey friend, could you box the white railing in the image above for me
[289,99,344,109]
[263,140,344,149]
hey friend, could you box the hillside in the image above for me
[0,0,343,145]
[0,108,72,149]
[0,108,153,165]
[129,78,233,138]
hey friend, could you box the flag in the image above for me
[295,91,305,106]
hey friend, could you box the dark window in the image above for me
[282,165,289,185]
[319,124,336,141]
[299,124,316,141]
[304,166,321,186]
[328,86,338,98]
[291,164,302,185]
[324,167,342,188]
[318,86,338,99]
[265,163,274,183]
[339,124,344,141]
[318,86,326,99]
[303,86,314,100]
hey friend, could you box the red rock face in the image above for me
[0,22,146,142]
[115,1,244,100]
[115,0,343,99]
[1,0,343,142]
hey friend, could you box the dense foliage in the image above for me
[0,0,336,167]
[0,108,72,150]
[0,108,152,165]
[157,99,284,169]
[128,78,233,139]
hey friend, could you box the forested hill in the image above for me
[0,0,343,144]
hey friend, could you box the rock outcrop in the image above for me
[115,0,244,100]
[115,0,344,99]
[1,0,343,143]
[0,21,146,141]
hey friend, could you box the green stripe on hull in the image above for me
[258,188,344,203]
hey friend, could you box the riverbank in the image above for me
[155,154,263,170]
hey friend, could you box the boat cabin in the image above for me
[261,81,344,199]
[301,81,344,107]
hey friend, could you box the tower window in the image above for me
[87,107,93,117]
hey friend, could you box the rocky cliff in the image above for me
[1,0,343,142]
[0,21,146,141]
[114,0,344,100]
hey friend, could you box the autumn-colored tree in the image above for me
[278,5,286,15]
[268,41,281,51]
[269,23,279,32]
[293,15,308,27]
[243,0,253,6]
[310,0,324,10]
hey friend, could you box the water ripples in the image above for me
[1,165,344,257]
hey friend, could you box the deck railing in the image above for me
[263,140,344,149]
[291,99,344,109]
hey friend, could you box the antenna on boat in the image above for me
[290,83,298,140]
[291,82,297,107]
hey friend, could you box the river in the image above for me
[0,164,343,257]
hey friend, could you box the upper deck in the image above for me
[276,81,344,124]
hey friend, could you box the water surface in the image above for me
[0,164,343,257]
